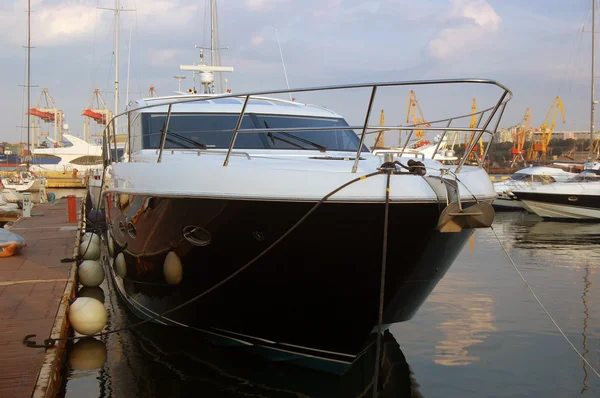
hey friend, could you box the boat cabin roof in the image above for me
[515,166,573,176]
[129,95,343,119]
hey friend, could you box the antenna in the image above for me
[274,27,293,101]
[173,75,186,93]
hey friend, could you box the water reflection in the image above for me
[426,276,496,366]
[494,213,600,267]
[62,323,422,397]
[61,267,422,398]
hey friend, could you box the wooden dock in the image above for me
[0,199,80,398]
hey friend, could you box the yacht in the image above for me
[94,77,512,371]
[29,134,103,174]
[493,166,577,210]
[511,162,600,220]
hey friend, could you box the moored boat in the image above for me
[493,166,577,210]
[511,162,600,220]
[93,77,512,371]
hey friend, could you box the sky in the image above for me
[0,0,597,145]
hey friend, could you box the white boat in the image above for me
[29,134,103,174]
[493,166,577,210]
[90,77,511,372]
[1,171,47,193]
[511,162,600,220]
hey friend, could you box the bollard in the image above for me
[67,195,77,223]
[22,192,32,218]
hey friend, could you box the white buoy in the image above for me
[69,338,107,370]
[78,260,105,287]
[107,232,115,257]
[80,239,100,260]
[163,251,183,285]
[69,297,107,336]
[78,286,105,304]
[119,194,129,208]
[81,232,101,246]
[115,252,127,278]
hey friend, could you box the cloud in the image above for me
[244,0,287,11]
[0,0,199,48]
[149,49,182,66]
[250,34,265,46]
[429,0,501,60]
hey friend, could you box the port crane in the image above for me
[464,98,484,161]
[526,96,565,163]
[373,110,386,148]
[147,86,158,98]
[510,108,532,167]
[28,88,63,147]
[82,89,113,143]
[406,90,427,146]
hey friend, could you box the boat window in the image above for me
[142,113,263,149]
[141,113,367,152]
[70,156,104,165]
[31,154,62,165]
[254,115,367,152]
[511,174,528,181]
[571,169,600,181]
[531,175,555,183]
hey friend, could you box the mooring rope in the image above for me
[373,171,392,398]
[490,225,600,379]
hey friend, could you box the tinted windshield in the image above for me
[141,113,367,152]
[571,169,600,182]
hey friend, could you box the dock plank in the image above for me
[0,199,78,398]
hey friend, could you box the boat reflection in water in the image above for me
[63,322,422,397]
[427,276,496,367]
[501,213,600,267]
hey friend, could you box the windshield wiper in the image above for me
[264,121,327,152]
[163,130,207,149]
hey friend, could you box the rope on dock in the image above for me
[490,226,600,379]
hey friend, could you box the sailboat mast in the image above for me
[210,0,215,69]
[591,0,596,161]
[26,0,31,166]
[115,0,120,118]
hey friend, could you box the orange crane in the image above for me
[464,98,484,160]
[510,108,532,167]
[527,96,565,163]
[83,89,113,143]
[28,88,63,147]
[406,90,427,146]
[373,110,386,148]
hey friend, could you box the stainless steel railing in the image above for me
[100,78,512,174]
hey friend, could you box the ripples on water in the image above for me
[60,213,600,397]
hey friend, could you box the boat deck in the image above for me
[0,199,79,398]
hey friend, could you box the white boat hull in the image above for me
[2,178,46,193]
[519,200,600,220]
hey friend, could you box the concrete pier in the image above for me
[0,198,80,398]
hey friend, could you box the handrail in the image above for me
[353,86,377,173]
[100,78,512,174]
[223,95,250,167]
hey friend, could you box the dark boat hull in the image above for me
[104,194,474,366]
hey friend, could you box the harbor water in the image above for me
[59,212,600,397]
